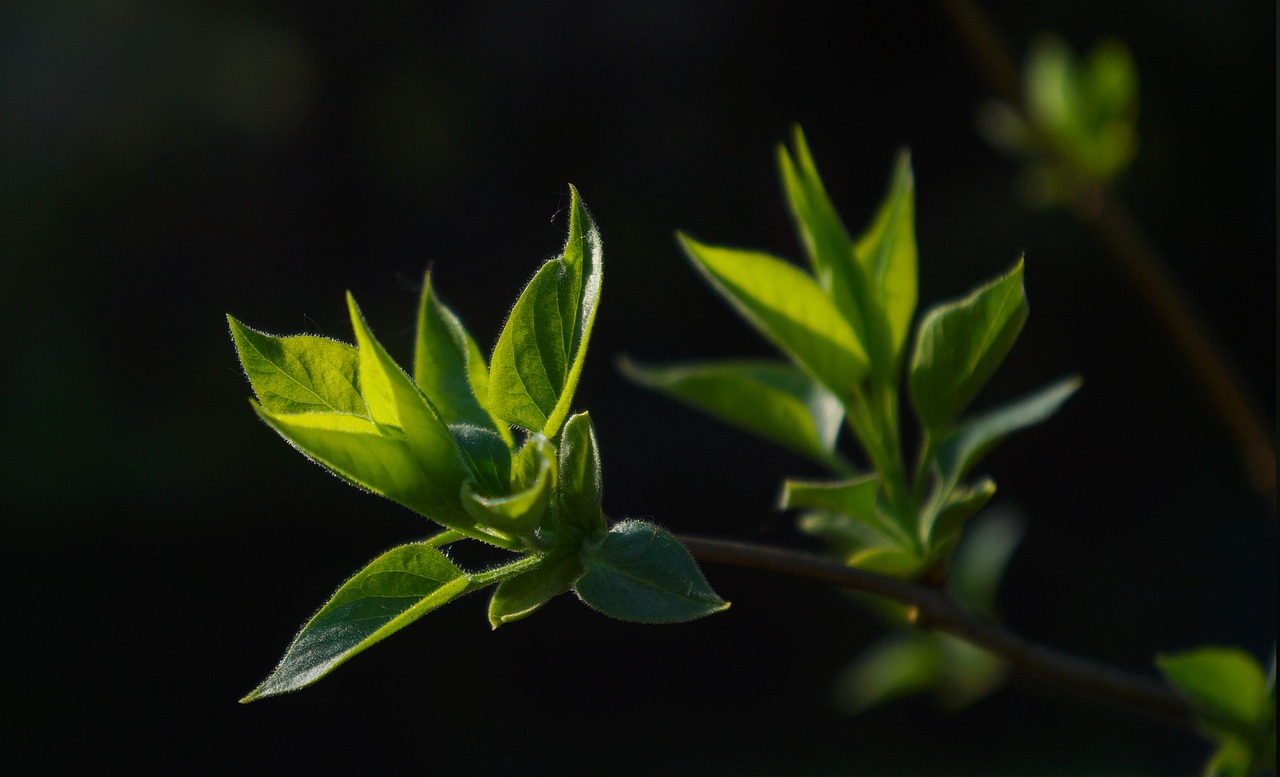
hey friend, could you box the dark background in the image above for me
[3,1,1274,774]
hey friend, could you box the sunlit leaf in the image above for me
[553,412,606,541]
[228,316,366,417]
[679,234,867,397]
[414,271,503,437]
[1158,647,1270,727]
[241,543,471,701]
[489,186,602,436]
[619,357,845,468]
[575,520,729,623]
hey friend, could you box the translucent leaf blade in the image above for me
[241,543,470,701]
[1157,648,1270,727]
[909,260,1030,434]
[488,554,582,628]
[679,235,868,397]
[414,271,499,434]
[619,357,845,467]
[228,316,367,417]
[554,412,606,541]
[489,186,602,436]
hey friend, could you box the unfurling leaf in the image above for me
[852,148,917,369]
[488,554,583,628]
[241,543,470,702]
[489,185,602,437]
[553,412,607,541]
[619,357,845,468]
[575,520,729,623]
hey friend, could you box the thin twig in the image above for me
[937,0,1276,511]
[678,534,1195,725]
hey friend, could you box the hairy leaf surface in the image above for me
[242,544,470,701]
[228,317,366,416]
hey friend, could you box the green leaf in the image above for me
[619,357,846,468]
[934,376,1081,491]
[909,260,1029,434]
[679,234,868,396]
[832,635,943,714]
[241,543,471,701]
[575,520,729,623]
[228,316,367,417]
[462,434,554,542]
[1158,648,1270,727]
[852,148,917,367]
[346,293,472,527]
[253,406,463,525]
[780,475,909,548]
[945,508,1021,615]
[451,424,512,497]
[928,477,997,552]
[488,185,602,436]
[414,271,503,437]
[488,553,583,628]
[553,412,607,541]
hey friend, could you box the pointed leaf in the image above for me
[242,543,470,701]
[253,406,459,523]
[488,553,583,628]
[852,149,917,365]
[451,424,511,496]
[909,260,1029,434]
[620,357,845,467]
[414,271,501,435]
[575,520,729,623]
[934,376,1081,489]
[228,316,367,416]
[554,412,606,541]
[780,475,909,548]
[928,477,997,551]
[489,186,602,436]
[680,234,867,396]
[777,128,870,345]
[346,294,471,526]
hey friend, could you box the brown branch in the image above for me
[678,534,1195,726]
[937,0,1276,511]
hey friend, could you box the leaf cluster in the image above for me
[231,187,725,701]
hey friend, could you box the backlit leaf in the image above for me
[414,271,502,436]
[680,234,867,397]
[489,186,602,436]
[852,149,917,367]
[228,316,366,417]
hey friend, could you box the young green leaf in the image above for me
[1157,648,1271,729]
[933,377,1081,494]
[488,553,583,628]
[489,185,602,437]
[346,293,472,524]
[228,317,367,417]
[852,149,917,368]
[414,271,504,438]
[575,520,729,623]
[679,234,868,397]
[461,444,554,542]
[780,475,911,550]
[619,357,846,469]
[909,260,1029,435]
[451,424,512,497]
[553,412,607,541]
[252,406,467,526]
[241,543,471,702]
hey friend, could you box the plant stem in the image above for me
[936,0,1276,512]
[677,534,1195,726]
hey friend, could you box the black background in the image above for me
[3,1,1274,774]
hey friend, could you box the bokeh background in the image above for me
[3,1,1274,773]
